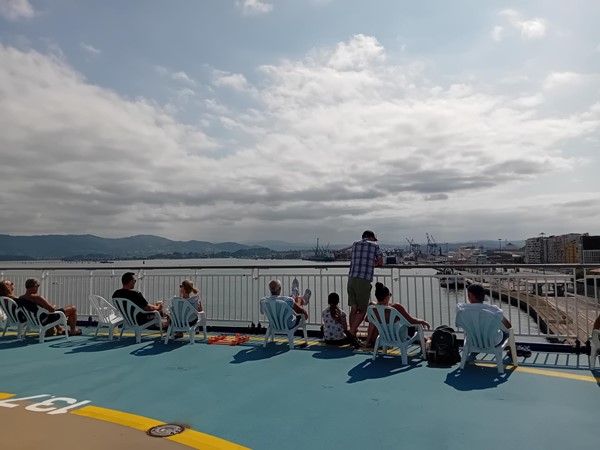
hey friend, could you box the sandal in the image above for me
[70,329,82,336]
[56,330,66,336]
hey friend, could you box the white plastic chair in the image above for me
[456,308,518,374]
[89,295,123,339]
[112,297,162,344]
[367,304,427,365]
[0,297,27,340]
[164,297,200,344]
[20,305,69,344]
[590,330,600,370]
[260,298,308,349]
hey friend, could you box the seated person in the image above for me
[17,278,82,336]
[260,279,308,329]
[321,292,360,349]
[0,279,18,300]
[594,314,600,331]
[457,283,512,346]
[0,279,27,324]
[179,279,203,313]
[167,280,202,338]
[112,272,164,327]
[366,282,430,346]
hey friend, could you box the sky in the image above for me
[0,0,599,245]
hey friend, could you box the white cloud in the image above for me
[0,36,598,242]
[236,0,273,15]
[491,26,504,42]
[213,71,248,91]
[0,0,34,21]
[498,9,547,40]
[80,42,101,56]
[171,71,196,85]
[543,72,583,90]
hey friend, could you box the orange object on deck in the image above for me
[207,334,250,345]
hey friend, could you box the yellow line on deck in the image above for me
[72,405,250,450]
[0,393,15,400]
[472,362,600,383]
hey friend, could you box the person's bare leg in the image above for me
[62,306,79,333]
[366,322,378,346]
[348,305,359,334]
[349,307,366,335]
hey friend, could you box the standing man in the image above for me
[347,230,383,335]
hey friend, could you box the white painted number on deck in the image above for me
[0,394,91,414]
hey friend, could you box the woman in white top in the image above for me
[321,292,360,349]
[179,279,203,312]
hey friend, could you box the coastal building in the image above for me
[582,235,600,263]
[525,237,546,263]
[525,232,598,264]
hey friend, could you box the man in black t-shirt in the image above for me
[112,272,163,325]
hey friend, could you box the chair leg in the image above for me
[2,321,7,337]
[401,345,408,366]
[372,337,380,361]
[508,332,518,367]
[263,329,269,347]
[119,325,125,341]
[303,326,308,345]
[136,329,141,344]
[495,349,504,374]
[460,343,469,369]
[189,328,194,345]
[164,326,171,344]
[590,344,598,370]
[39,327,45,344]
[95,324,100,337]
[289,332,294,349]
[108,325,113,340]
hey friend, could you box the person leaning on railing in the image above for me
[17,278,82,336]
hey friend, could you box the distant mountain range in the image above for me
[0,234,264,260]
[0,234,526,261]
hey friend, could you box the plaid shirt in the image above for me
[348,239,383,282]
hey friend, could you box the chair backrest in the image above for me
[112,297,146,326]
[367,304,410,343]
[455,308,506,349]
[169,297,198,328]
[20,304,44,327]
[260,298,295,331]
[89,295,122,325]
[592,329,600,345]
[1,296,22,325]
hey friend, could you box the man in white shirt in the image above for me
[457,283,511,345]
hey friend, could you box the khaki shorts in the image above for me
[347,277,372,311]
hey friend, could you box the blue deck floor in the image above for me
[1,330,599,450]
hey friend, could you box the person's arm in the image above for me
[293,303,308,320]
[31,295,56,313]
[395,304,430,329]
[374,245,384,268]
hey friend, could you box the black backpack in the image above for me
[428,325,460,366]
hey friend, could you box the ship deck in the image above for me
[1,330,598,449]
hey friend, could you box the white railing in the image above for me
[1,263,599,343]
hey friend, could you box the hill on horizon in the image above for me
[0,234,263,260]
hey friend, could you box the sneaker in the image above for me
[290,278,300,298]
[301,289,312,305]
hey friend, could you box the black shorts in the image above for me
[40,308,65,326]
[189,317,199,327]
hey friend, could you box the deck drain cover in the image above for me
[147,423,185,437]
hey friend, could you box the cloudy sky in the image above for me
[0,0,599,245]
